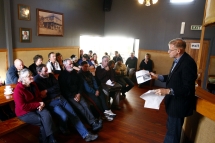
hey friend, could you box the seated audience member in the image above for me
[78,54,95,69]
[56,53,64,70]
[125,52,138,79]
[104,52,110,60]
[13,68,57,143]
[58,59,102,130]
[113,51,123,63]
[79,61,116,121]
[29,54,43,76]
[108,60,116,82]
[71,55,80,71]
[34,64,99,141]
[139,53,153,72]
[139,53,153,87]
[96,56,121,110]
[46,52,61,74]
[80,49,84,59]
[91,53,99,68]
[5,59,27,85]
[114,57,134,98]
[88,50,93,59]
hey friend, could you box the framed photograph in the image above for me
[37,8,64,36]
[18,4,30,20]
[20,28,32,43]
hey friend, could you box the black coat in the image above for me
[163,52,197,118]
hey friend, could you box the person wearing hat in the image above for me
[114,57,134,98]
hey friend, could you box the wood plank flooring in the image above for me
[0,84,167,143]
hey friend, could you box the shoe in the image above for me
[85,133,98,142]
[105,115,113,121]
[91,121,102,131]
[104,110,116,118]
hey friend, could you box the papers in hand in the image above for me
[106,79,115,86]
[136,70,151,84]
[140,90,164,110]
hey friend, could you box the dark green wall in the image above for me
[0,0,104,48]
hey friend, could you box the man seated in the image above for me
[46,52,61,74]
[114,57,134,98]
[29,55,43,76]
[5,59,27,85]
[125,52,138,79]
[34,64,98,141]
[78,61,116,121]
[71,55,80,71]
[139,53,153,72]
[58,59,102,129]
[113,51,123,63]
[139,53,153,87]
[95,56,121,110]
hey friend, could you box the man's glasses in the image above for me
[168,49,177,52]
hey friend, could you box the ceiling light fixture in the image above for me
[138,0,158,6]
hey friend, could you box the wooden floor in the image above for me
[0,84,167,143]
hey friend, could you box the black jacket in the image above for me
[163,52,197,118]
[58,69,83,98]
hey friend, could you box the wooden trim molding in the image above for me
[0,49,7,52]
[138,49,168,54]
[13,46,79,51]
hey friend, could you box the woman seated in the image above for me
[79,61,116,121]
[91,53,99,68]
[13,68,57,143]
[29,54,43,76]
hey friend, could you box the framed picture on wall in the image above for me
[20,28,32,43]
[18,4,30,20]
[36,8,64,36]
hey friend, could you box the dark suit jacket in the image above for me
[163,52,197,118]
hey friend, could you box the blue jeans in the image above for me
[66,95,96,125]
[47,97,88,138]
[18,108,54,143]
[164,116,184,143]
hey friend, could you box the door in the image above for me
[184,39,210,86]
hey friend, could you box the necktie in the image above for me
[171,60,177,72]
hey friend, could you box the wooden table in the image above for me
[0,84,16,106]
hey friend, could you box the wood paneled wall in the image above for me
[0,49,7,82]
[138,49,173,75]
[209,56,215,75]
[0,46,79,81]
[138,49,215,77]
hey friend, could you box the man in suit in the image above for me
[150,38,197,143]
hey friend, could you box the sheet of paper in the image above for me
[136,70,151,84]
[106,79,115,86]
[137,76,144,84]
[140,90,165,110]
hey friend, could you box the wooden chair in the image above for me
[0,117,26,137]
